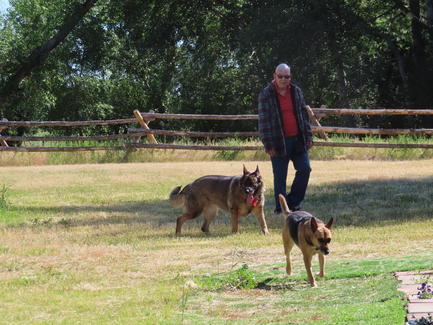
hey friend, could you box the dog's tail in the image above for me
[169,185,187,208]
[278,194,291,219]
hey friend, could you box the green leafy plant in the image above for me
[195,264,258,291]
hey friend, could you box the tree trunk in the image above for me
[385,34,415,128]
[0,0,99,118]
[328,30,356,129]
[410,0,432,128]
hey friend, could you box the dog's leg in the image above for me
[300,241,317,287]
[316,253,325,278]
[230,212,240,234]
[284,238,295,275]
[282,223,295,275]
[253,207,270,235]
[176,213,193,234]
[303,253,317,288]
[201,205,218,233]
[176,208,202,234]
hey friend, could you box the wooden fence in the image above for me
[1,108,433,152]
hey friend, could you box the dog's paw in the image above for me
[315,271,325,278]
[307,278,318,288]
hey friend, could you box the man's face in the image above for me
[273,67,291,91]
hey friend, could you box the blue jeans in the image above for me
[271,136,311,213]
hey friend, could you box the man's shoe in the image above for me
[289,205,304,212]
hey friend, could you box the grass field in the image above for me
[0,158,432,324]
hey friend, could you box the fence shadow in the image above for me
[5,176,432,237]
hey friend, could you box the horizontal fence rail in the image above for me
[0,118,138,127]
[0,133,146,142]
[125,142,433,150]
[311,108,433,115]
[138,109,433,120]
[128,127,433,137]
[1,108,433,152]
[0,146,126,152]
[313,127,433,135]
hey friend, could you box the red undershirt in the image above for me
[273,81,298,137]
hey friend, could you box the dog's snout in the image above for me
[245,187,254,194]
[322,249,330,255]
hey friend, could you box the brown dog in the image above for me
[279,194,333,287]
[169,165,269,235]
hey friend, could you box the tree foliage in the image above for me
[0,0,432,137]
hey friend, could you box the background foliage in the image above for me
[0,0,432,137]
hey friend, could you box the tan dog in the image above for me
[279,194,333,287]
[170,165,269,235]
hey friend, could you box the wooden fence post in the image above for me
[121,109,158,163]
[306,105,329,141]
[0,118,9,147]
[133,110,158,144]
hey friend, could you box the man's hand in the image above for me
[267,149,275,157]
[268,141,313,156]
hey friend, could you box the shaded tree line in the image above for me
[0,0,432,139]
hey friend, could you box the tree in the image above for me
[0,0,431,138]
[0,0,99,118]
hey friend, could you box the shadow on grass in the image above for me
[3,176,432,233]
[257,277,300,291]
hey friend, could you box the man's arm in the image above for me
[258,90,274,154]
[297,89,314,143]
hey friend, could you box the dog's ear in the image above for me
[243,164,249,175]
[255,165,262,179]
[325,217,334,230]
[310,217,318,232]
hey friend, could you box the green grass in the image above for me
[181,254,432,324]
[0,160,432,324]
[181,274,405,324]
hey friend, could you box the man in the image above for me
[258,63,313,214]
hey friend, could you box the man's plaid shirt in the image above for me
[258,81,313,157]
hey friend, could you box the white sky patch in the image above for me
[0,0,10,13]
